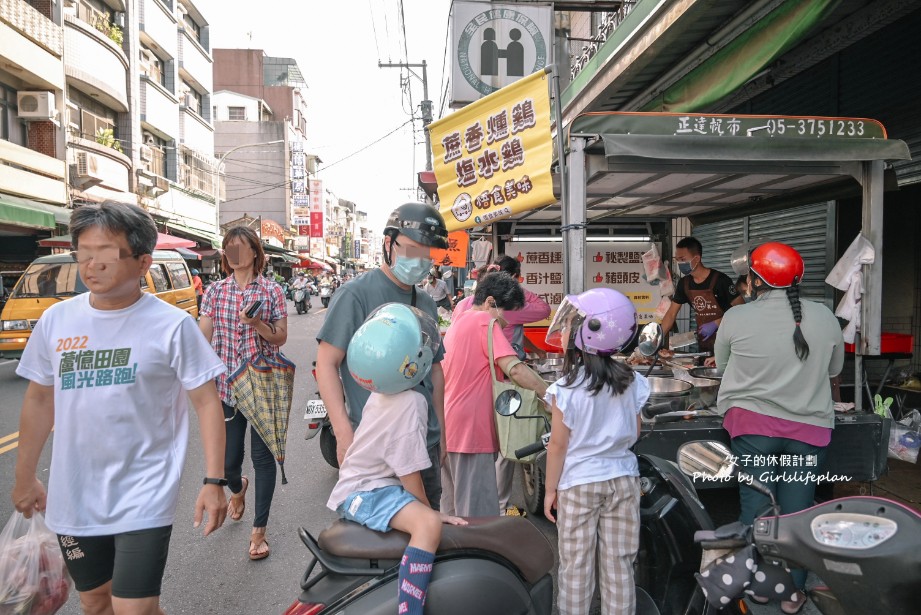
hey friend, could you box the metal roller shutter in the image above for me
[693,202,835,308]
[690,218,745,281]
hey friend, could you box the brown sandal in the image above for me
[249,527,270,561]
[227,477,248,521]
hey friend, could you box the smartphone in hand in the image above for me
[244,300,263,318]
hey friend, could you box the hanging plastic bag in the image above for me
[642,245,662,282]
[0,511,71,615]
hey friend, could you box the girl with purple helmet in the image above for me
[542,288,650,615]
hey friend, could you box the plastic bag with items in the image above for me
[0,511,71,615]
[888,409,921,464]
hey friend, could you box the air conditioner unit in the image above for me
[17,91,56,120]
[73,152,103,187]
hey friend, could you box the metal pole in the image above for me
[213,139,284,234]
[380,61,433,171]
[551,65,575,293]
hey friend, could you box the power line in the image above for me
[318,118,414,172]
[438,0,455,118]
[368,0,382,62]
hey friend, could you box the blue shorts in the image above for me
[337,485,417,532]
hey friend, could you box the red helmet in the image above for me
[749,242,804,288]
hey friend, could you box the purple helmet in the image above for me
[545,288,638,355]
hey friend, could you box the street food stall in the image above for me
[546,111,909,484]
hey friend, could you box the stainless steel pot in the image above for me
[688,367,723,381]
[647,377,694,397]
[687,376,720,408]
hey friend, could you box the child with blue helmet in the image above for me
[326,303,467,615]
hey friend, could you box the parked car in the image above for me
[0,250,198,359]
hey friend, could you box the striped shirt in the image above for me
[201,275,287,404]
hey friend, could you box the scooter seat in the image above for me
[318,516,554,584]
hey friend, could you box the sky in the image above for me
[199,0,454,234]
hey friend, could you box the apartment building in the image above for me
[212,48,308,237]
[0,0,68,266]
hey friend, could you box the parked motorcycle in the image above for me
[294,287,310,315]
[678,440,921,615]
[284,516,554,615]
[319,283,334,308]
[304,361,338,469]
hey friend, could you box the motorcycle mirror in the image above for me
[678,441,778,504]
[637,323,663,357]
[495,389,523,416]
[677,441,736,480]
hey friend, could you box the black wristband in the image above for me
[203,477,228,486]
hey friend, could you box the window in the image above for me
[0,85,22,144]
[228,106,246,121]
[140,46,165,86]
[166,263,191,289]
[180,81,202,115]
[183,13,201,42]
[67,88,118,145]
[148,264,171,292]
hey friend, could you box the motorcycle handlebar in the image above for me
[515,440,546,459]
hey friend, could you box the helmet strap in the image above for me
[383,233,398,267]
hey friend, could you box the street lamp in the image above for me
[213,139,285,234]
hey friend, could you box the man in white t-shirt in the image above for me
[12,202,228,614]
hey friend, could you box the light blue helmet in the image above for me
[347,303,440,394]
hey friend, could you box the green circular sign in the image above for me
[458,9,547,97]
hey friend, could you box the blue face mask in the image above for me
[391,255,432,285]
[677,261,693,276]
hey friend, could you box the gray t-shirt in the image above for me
[317,268,445,448]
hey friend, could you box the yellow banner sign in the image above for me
[429,68,555,231]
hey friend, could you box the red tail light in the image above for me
[283,600,324,615]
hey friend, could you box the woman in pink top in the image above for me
[453,256,551,514]
[441,273,548,517]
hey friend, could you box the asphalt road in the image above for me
[0,292,811,615]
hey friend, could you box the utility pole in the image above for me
[379,60,433,171]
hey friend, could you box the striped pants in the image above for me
[557,475,640,615]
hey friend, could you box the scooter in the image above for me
[678,440,921,615]
[293,287,310,315]
[307,281,319,296]
[304,361,338,469]
[319,283,333,308]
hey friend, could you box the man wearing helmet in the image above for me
[715,242,843,614]
[660,237,744,354]
[316,203,449,509]
[191,268,203,312]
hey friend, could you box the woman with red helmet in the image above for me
[714,241,844,614]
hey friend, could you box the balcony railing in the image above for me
[67,0,123,46]
[569,2,640,82]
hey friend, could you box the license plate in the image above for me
[304,399,327,419]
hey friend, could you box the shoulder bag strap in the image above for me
[488,317,501,386]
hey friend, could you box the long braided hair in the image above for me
[786,284,810,361]
[750,272,810,361]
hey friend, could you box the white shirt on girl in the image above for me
[545,369,650,490]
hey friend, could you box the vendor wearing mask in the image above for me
[659,237,743,353]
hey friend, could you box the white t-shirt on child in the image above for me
[327,389,431,511]
[545,370,650,491]
[17,293,226,536]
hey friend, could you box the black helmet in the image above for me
[383,203,448,250]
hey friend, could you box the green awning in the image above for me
[165,222,222,248]
[0,193,69,230]
[641,0,838,113]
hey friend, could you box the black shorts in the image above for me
[57,525,173,598]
